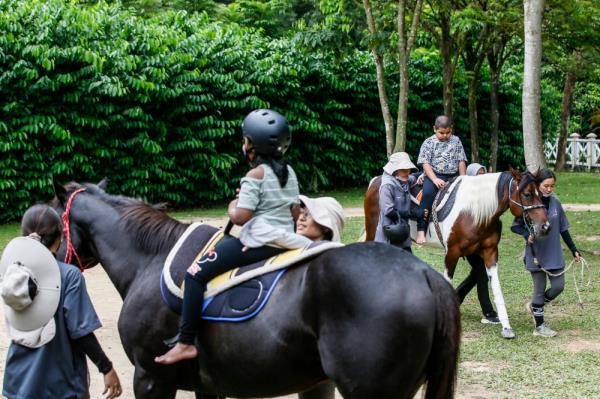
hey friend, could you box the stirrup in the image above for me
[163,333,180,348]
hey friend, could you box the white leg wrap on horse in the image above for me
[443,268,452,283]
[487,265,511,329]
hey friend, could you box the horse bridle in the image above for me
[61,187,95,271]
[508,177,546,236]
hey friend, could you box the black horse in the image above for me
[52,180,460,399]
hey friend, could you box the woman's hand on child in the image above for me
[103,368,122,398]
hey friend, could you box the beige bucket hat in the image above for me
[383,152,417,175]
[299,195,346,242]
[0,237,61,347]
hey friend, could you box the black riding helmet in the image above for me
[383,219,410,245]
[242,109,291,156]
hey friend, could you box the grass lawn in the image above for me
[339,211,600,398]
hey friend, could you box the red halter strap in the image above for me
[62,188,87,272]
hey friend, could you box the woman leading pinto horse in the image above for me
[52,180,460,399]
[365,169,549,339]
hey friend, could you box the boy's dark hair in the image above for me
[536,168,556,184]
[434,115,453,129]
[21,204,63,249]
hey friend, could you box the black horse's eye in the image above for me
[523,192,532,198]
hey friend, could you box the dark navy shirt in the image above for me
[3,262,102,399]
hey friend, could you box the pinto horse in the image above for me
[364,170,549,339]
[52,180,460,399]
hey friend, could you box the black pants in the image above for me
[456,254,496,317]
[179,236,284,344]
[417,173,456,231]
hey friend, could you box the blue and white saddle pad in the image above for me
[160,223,342,322]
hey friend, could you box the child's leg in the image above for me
[416,176,438,243]
[156,237,283,364]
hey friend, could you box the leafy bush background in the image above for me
[0,0,556,221]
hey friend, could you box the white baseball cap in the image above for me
[299,195,346,242]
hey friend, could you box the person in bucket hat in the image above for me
[375,152,424,252]
[1,204,122,399]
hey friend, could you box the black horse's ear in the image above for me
[98,177,109,191]
[53,179,67,205]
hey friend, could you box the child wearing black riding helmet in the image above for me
[156,109,306,364]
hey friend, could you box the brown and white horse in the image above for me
[364,170,549,338]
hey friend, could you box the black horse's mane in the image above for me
[68,182,189,255]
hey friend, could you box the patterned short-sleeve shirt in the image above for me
[417,134,467,174]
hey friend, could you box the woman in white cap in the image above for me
[296,195,345,242]
[375,152,423,252]
[1,204,122,399]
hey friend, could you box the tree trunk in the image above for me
[363,0,395,155]
[489,68,500,171]
[394,0,422,152]
[555,70,576,171]
[522,0,547,171]
[440,14,455,118]
[467,76,479,162]
[395,57,409,152]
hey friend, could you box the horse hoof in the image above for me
[502,328,516,339]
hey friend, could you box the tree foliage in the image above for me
[0,0,563,222]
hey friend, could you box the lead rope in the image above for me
[541,257,591,309]
[62,188,87,271]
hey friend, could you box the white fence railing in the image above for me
[545,133,600,170]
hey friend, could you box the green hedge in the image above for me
[0,0,386,221]
[0,0,547,222]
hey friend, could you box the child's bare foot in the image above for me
[416,231,426,245]
[154,343,198,365]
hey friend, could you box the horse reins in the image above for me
[508,177,545,238]
[62,187,88,272]
[541,257,591,309]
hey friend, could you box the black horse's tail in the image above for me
[424,269,461,399]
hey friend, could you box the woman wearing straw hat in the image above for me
[375,152,424,253]
[0,204,122,399]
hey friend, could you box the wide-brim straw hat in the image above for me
[299,195,346,242]
[383,152,417,175]
[0,237,61,337]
